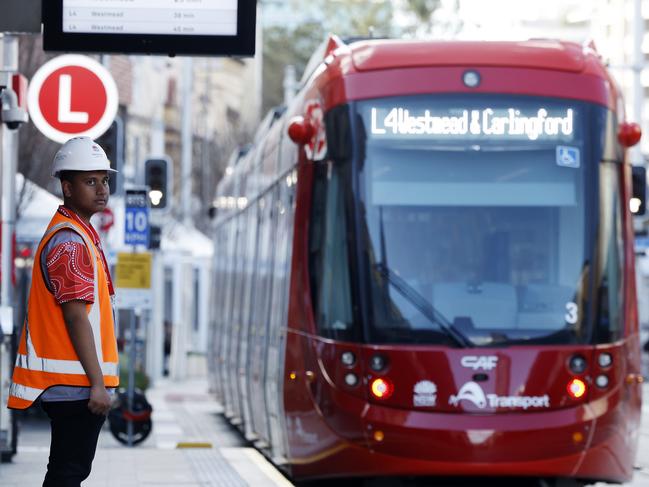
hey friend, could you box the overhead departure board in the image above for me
[43,0,257,56]
[62,0,238,36]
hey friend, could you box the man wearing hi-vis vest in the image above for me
[8,136,119,486]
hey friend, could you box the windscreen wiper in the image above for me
[374,263,474,348]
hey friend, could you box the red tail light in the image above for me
[370,378,394,400]
[567,378,586,399]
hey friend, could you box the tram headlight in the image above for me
[567,378,587,399]
[370,378,394,400]
[341,351,356,366]
[370,355,388,372]
[568,355,587,374]
[597,352,612,368]
[463,70,481,88]
[595,375,609,388]
[344,373,359,387]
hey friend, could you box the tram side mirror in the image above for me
[618,122,642,147]
[288,116,315,145]
[631,165,646,215]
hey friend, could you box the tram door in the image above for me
[249,193,274,445]
[228,219,246,424]
[220,219,238,418]
[238,203,259,440]
[266,176,295,464]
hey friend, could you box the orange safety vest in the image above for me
[7,211,119,409]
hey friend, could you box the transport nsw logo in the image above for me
[448,381,550,410]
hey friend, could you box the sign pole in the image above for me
[126,307,138,447]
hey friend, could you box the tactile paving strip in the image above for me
[183,448,248,487]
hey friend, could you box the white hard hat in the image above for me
[51,136,117,178]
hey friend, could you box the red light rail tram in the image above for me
[208,37,645,486]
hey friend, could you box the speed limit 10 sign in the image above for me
[124,189,149,247]
[27,54,118,143]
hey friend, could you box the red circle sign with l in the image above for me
[27,55,118,144]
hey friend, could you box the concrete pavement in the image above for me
[0,379,294,486]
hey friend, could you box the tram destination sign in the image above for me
[42,0,257,56]
[368,106,577,142]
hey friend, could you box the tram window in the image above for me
[309,161,354,339]
[355,95,595,345]
[595,164,624,342]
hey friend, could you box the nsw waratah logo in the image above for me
[448,381,487,408]
[413,380,437,407]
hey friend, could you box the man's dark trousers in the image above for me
[41,399,106,487]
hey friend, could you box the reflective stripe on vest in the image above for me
[7,218,119,409]
[8,383,42,402]
[14,352,118,376]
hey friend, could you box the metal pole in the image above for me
[255,3,263,123]
[146,251,164,385]
[181,58,193,225]
[127,308,138,447]
[1,124,17,307]
[632,0,644,165]
[283,65,296,105]
[1,34,18,310]
[0,32,19,467]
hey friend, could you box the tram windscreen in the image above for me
[356,95,590,345]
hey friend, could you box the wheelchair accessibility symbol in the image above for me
[556,146,580,168]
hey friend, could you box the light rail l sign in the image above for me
[27,55,118,144]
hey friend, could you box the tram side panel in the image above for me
[209,228,228,402]
[233,203,252,431]
[620,161,644,472]
[575,157,643,479]
[240,204,261,441]
[248,191,275,445]
[229,219,247,425]
[282,158,342,472]
[236,204,255,437]
[266,124,303,466]
[220,218,238,419]
[259,185,282,449]
[265,177,296,464]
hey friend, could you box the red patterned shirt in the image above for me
[40,206,114,304]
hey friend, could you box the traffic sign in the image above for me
[27,54,118,143]
[115,253,151,289]
[115,252,152,310]
[124,189,149,246]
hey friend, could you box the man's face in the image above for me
[61,170,110,219]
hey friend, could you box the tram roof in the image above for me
[299,37,619,111]
[345,39,597,74]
